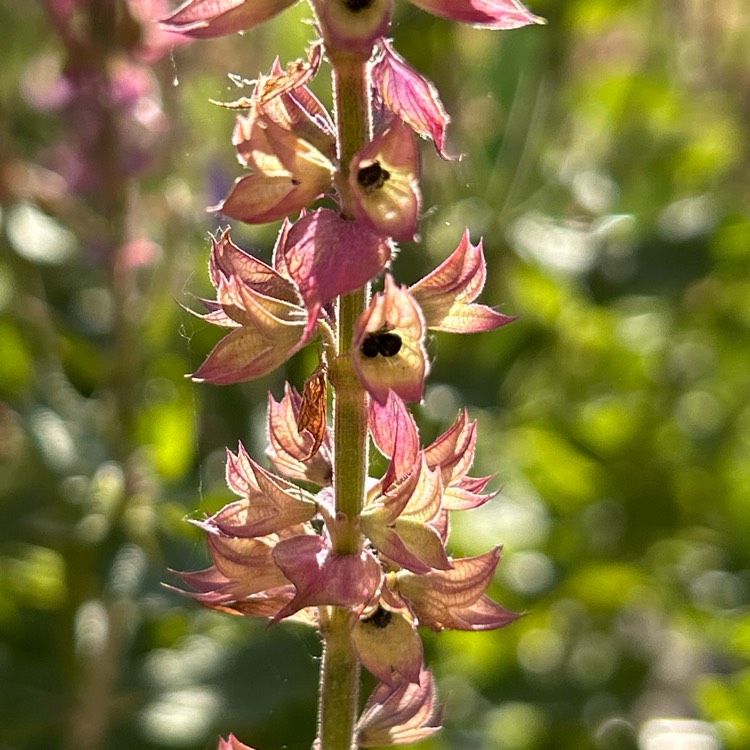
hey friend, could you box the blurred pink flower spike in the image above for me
[372,38,453,159]
[353,274,428,405]
[316,0,394,55]
[353,606,423,686]
[283,209,393,339]
[271,533,383,622]
[350,119,421,242]
[409,0,545,29]
[362,456,450,574]
[369,390,420,485]
[356,667,442,747]
[217,733,259,750]
[411,229,516,333]
[212,444,318,537]
[267,384,333,486]
[161,0,297,38]
[394,547,521,631]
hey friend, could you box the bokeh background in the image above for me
[1,1,749,749]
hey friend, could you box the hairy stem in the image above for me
[317,52,373,750]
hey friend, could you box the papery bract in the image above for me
[408,0,544,29]
[161,0,296,38]
[393,547,519,631]
[267,384,333,485]
[216,115,334,224]
[272,533,383,621]
[209,226,299,303]
[356,667,442,747]
[215,56,335,224]
[372,38,452,158]
[353,275,427,405]
[369,390,420,485]
[191,275,308,384]
[411,229,515,332]
[214,445,318,537]
[283,209,392,339]
[361,456,449,574]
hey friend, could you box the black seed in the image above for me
[360,331,402,359]
[364,606,393,629]
[376,332,402,357]
[360,334,380,358]
[343,0,374,11]
[357,161,390,191]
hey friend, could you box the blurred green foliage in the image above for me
[1,1,749,749]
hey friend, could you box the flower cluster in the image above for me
[163,0,542,746]
[179,388,518,743]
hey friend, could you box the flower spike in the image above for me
[167,0,541,743]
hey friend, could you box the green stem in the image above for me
[317,52,373,750]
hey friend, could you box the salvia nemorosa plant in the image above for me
[161,0,545,747]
